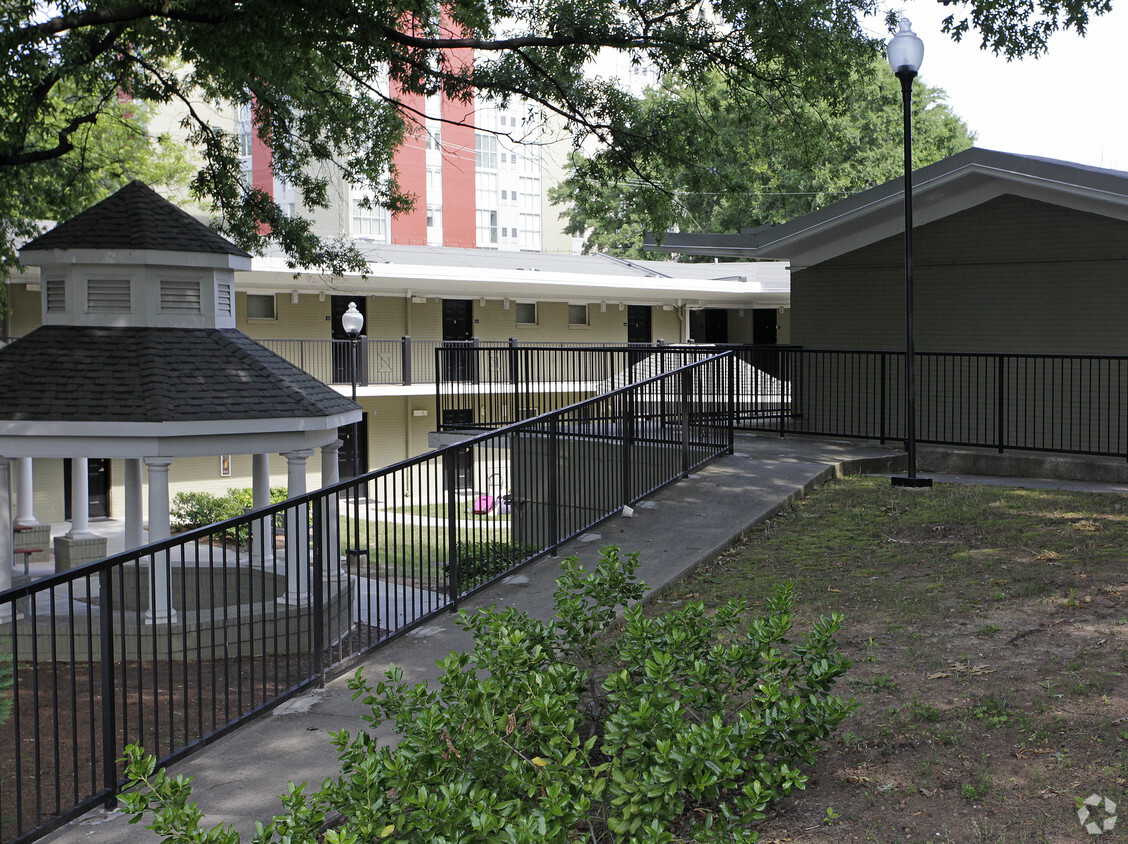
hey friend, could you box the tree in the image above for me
[552,62,977,258]
[0,0,1109,279]
[0,84,191,273]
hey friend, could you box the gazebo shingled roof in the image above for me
[0,327,356,423]
[20,180,251,258]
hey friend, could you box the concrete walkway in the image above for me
[46,433,905,844]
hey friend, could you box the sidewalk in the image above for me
[45,433,905,844]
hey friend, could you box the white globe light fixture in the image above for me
[887,17,924,77]
[341,301,364,339]
[888,17,932,489]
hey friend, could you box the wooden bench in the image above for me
[13,547,42,576]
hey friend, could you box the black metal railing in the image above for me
[445,345,1128,461]
[436,343,791,430]
[0,352,734,844]
[258,338,686,387]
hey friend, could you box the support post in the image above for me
[14,457,37,528]
[282,449,314,604]
[124,458,144,550]
[143,457,176,624]
[251,453,275,567]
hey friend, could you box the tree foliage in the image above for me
[553,61,977,258]
[2,0,1098,281]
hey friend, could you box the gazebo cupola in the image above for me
[25,180,247,330]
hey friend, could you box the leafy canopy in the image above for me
[0,0,1110,277]
[553,61,976,258]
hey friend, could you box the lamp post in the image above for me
[888,17,932,489]
[341,301,366,556]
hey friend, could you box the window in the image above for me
[568,304,589,326]
[477,209,498,246]
[245,293,276,319]
[352,196,390,241]
[427,205,442,246]
[515,302,537,325]
[475,134,497,169]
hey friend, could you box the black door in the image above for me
[63,458,111,520]
[753,309,778,345]
[626,305,651,344]
[689,309,729,343]
[338,414,370,481]
[331,296,368,384]
[442,299,476,382]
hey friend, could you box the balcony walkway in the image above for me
[45,432,911,843]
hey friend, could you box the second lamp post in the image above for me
[888,18,932,489]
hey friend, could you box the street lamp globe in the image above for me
[342,301,364,338]
[887,17,924,77]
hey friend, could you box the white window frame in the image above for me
[568,304,589,327]
[515,302,538,325]
[245,293,277,320]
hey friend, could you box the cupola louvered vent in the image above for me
[87,278,131,313]
[46,278,65,313]
[161,279,202,313]
[216,282,233,317]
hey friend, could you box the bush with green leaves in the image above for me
[121,546,853,842]
[454,540,538,591]
[170,486,289,533]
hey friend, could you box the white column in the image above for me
[251,453,274,567]
[143,458,177,624]
[281,450,313,604]
[124,459,144,550]
[0,458,13,620]
[14,457,38,528]
[66,457,94,539]
[320,440,342,572]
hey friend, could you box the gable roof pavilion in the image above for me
[0,182,360,610]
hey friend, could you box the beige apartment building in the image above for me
[3,240,790,527]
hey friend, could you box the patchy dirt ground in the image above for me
[652,477,1128,843]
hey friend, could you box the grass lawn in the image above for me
[647,475,1127,843]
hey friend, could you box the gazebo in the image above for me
[0,181,360,620]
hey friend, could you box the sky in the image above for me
[868,2,1128,170]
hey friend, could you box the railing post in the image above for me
[726,352,735,454]
[435,345,443,430]
[623,389,636,505]
[311,496,325,686]
[402,336,412,386]
[681,368,692,477]
[472,337,481,386]
[779,349,788,439]
[509,338,520,423]
[880,352,888,444]
[98,567,118,809]
[548,417,560,556]
[444,455,461,609]
[997,354,1006,454]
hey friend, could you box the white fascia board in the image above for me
[0,411,360,442]
[22,247,251,272]
[244,258,770,306]
[0,427,344,460]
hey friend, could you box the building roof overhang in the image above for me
[241,245,791,309]
[645,148,1128,269]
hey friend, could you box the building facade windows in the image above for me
[568,304,589,326]
[245,293,277,320]
[515,302,537,325]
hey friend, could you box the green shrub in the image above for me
[170,486,290,532]
[454,540,537,590]
[121,546,853,842]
